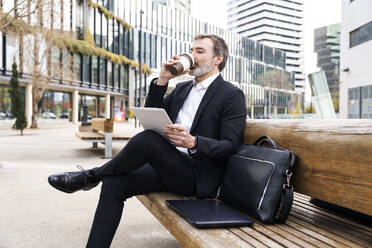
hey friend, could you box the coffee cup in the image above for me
[168,53,194,75]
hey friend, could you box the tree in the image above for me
[0,0,46,33]
[9,62,27,135]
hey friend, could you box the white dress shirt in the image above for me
[174,72,220,153]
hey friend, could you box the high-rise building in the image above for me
[152,0,191,15]
[227,0,305,93]
[0,0,302,124]
[314,23,340,112]
[339,0,372,118]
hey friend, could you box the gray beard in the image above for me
[189,61,214,77]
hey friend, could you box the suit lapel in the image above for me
[170,82,193,122]
[190,75,223,133]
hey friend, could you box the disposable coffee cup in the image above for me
[168,53,194,75]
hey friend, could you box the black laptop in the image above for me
[166,199,254,229]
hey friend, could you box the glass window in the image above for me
[95,10,101,47]
[92,55,98,85]
[114,64,119,89]
[100,59,106,86]
[97,96,106,118]
[145,33,152,65]
[151,34,157,68]
[107,62,113,87]
[74,54,82,82]
[350,21,372,48]
[124,64,129,90]
[108,19,113,52]
[120,26,125,55]
[102,14,108,49]
[83,56,91,83]
[114,21,120,54]
[120,64,125,90]
[51,47,60,79]
[39,91,72,119]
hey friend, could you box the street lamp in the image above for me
[138,10,144,107]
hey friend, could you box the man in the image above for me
[48,34,247,247]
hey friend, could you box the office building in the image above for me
[339,0,372,118]
[0,0,302,125]
[314,23,340,112]
[227,0,305,93]
[153,0,191,15]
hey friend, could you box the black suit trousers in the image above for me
[86,130,196,248]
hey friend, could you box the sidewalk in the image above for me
[0,120,181,248]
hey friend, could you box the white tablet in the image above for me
[131,107,172,136]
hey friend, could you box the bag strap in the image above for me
[253,136,278,149]
[275,166,295,223]
[274,186,293,223]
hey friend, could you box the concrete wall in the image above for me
[339,0,372,118]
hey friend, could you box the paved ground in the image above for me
[0,119,182,248]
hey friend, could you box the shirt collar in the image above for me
[193,73,220,90]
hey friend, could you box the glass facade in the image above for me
[348,85,372,119]
[38,91,72,119]
[0,0,302,121]
[0,85,15,118]
[314,23,340,112]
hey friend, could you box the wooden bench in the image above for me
[137,119,372,247]
[76,118,136,158]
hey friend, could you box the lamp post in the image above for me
[138,10,144,107]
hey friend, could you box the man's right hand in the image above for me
[157,55,190,86]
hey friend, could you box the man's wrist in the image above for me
[188,136,198,154]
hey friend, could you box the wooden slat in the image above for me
[136,193,252,248]
[243,119,372,216]
[76,132,134,141]
[238,226,285,248]
[76,132,104,140]
[270,221,331,248]
[285,218,350,248]
[228,228,269,248]
[288,216,364,248]
[262,223,318,248]
[290,208,371,247]
[251,224,299,248]
[294,197,372,234]
[91,118,113,132]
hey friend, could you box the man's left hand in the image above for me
[164,124,195,148]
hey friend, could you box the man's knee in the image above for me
[100,176,130,201]
[135,130,163,141]
[129,130,167,149]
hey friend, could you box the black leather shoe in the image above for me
[48,166,100,193]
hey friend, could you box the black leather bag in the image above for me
[218,136,298,223]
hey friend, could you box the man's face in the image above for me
[189,38,218,77]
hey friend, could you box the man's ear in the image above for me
[215,54,223,66]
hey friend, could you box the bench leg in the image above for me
[93,142,98,148]
[104,133,112,158]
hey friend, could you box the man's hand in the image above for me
[157,55,191,86]
[164,124,195,148]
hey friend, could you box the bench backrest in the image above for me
[91,118,113,133]
[243,119,372,216]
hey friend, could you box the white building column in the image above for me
[25,83,32,128]
[72,89,79,124]
[251,105,254,119]
[128,69,136,108]
[105,93,110,119]
[273,106,278,118]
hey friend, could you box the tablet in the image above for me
[131,107,172,136]
[166,199,254,229]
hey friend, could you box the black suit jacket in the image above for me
[145,75,247,198]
